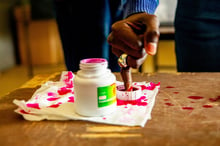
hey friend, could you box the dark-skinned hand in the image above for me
[107,12,160,69]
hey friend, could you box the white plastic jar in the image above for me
[74,58,116,117]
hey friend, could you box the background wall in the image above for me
[0,1,16,71]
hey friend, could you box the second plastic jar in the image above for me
[74,58,116,117]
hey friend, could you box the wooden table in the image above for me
[1,72,220,146]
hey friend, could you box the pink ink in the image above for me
[182,107,194,110]
[47,97,60,101]
[81,58,106,63]
[58,87,72,95]
[173,92,179,94]
[65,71,73,79]
[66,81,73,88]
[209,96,220,102]
[187,96,204,100]
[164,99,169,101]
[47,92,57,97]
[48,102,62,108]
[140,85,148,90]
[145,82,160,90]
[20,109,29,114]
[117,96,148,106]
[203,105,213,108]
[102,117,106,120]
[191,101,195,103]
[165,103,174,106]
[166,86,175,88]
[68,96,75,103]
[26,103,40,109]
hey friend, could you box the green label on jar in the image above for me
[97,83,116,108]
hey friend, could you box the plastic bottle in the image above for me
[74,58,116,117]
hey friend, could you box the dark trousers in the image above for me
[174,0,220,72]
[53,0,123,72]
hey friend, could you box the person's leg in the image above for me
[53,0,122,72]
[174,0,220,72]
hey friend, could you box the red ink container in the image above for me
[74,58,116,116]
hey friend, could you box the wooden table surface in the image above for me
[0,72,220,146]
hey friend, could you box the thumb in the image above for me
[144,30,159,55]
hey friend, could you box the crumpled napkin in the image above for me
[13,71,160,127]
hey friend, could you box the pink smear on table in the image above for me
[187,96,204,100]
[117,96,148,106]
[166,86,175,88]
[209,96,220,102]
[26,103,40,109]
[182,107,194,110]
[68,96,74,103]
[58,87,72,95]
[165,103,174,106]
[203,105,213,108]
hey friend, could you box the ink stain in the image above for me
[203,105,213,108]
[166,86,175,88]
[182,107,194,110]
[173,92,179,94]
[47,97,60,101]
[187,96,204,100]
[48,102,62,108]
[117,96,148,106]
[20,109,29,114]
[209,96,220,102]
[26,103,40,109]
[165,103,174,106]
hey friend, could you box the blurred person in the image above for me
[53,0,160,72]
[174,0,220,72]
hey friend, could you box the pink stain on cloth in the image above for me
[13,71,160,127]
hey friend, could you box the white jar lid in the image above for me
[116,85,142,101]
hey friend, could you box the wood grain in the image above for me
[0,72,220,146]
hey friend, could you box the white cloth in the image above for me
[13,71,160,127]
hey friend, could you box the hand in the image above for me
[107,12,160,69]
